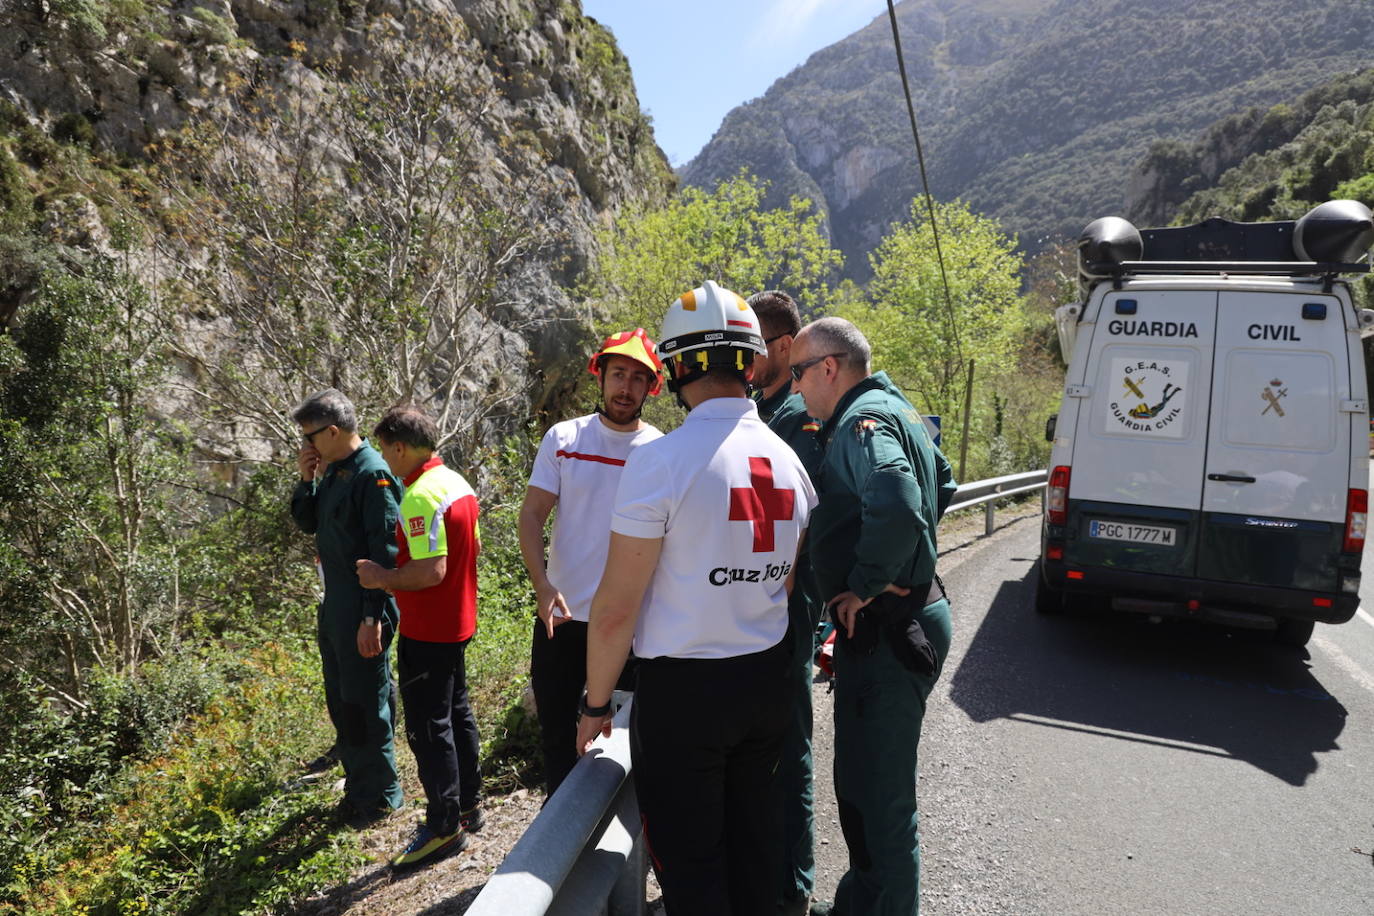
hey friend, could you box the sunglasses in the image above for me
[302,424,333,445]
[789,352,845,382]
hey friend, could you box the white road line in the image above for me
[1356,607,1374,631]
[1312,633,1374,696]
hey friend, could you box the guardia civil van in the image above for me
[1037,200,1374,646]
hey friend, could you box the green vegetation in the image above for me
[834,200,1060,477]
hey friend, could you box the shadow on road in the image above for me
[947,559,1348,786]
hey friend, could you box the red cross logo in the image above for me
[729,456,796,553]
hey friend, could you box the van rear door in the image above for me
[1197,291,1353,591]
[1065,289,1216,576]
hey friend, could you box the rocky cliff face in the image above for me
[683,0,1374,276]
[0,0,672,453]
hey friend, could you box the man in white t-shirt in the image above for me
[575,282,816,915]
[518,328,665,796]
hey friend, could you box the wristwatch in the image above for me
[579,693,612,718]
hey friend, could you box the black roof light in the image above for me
[1075,200,1373,296]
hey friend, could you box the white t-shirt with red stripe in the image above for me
[528,414,664,622]
[611,397,817,660]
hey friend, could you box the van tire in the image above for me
[1034,566,1065,615]
[1274,617,1315,648]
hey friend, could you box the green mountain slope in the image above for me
[682,0,1373,276]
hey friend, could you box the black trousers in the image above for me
[631,638,791,916]
[530,619,637,796]
[397,635,481,835]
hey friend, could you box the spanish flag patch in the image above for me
[802,421,820,433]
[376,479,391,487]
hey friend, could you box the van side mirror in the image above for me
[1045,415,1057,442]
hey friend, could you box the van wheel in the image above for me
[1034,566,1064,615]
[1274,618,1315,648]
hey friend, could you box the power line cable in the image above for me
[885,0,963,361]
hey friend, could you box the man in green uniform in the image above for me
[790,318,957,916]
[290,388,404,825]
[748,290,825,916]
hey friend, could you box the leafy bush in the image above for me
[7,642,352,915]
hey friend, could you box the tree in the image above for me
[152,10,564,466]
[581,171,842,335]
[0,255,192,702]
[833,199,1029,478]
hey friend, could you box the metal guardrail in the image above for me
[946,469,1048,535]
[471,470,1049,914]
[467,693,644,916]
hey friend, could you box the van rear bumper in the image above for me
[1040,557,1359,625]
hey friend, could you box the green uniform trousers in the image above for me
[777,589,822,907]
[317,605,402,812]
[832,596,952,916]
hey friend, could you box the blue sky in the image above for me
[581,0,890,167]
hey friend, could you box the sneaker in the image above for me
[459,804,485,833]
[391,824,468,870]
[304,746,340,774]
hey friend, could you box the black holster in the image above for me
[832,581,943,676]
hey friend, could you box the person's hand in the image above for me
[535,583,573,638]
[298,443,321,481]
[827,583,911,638]
[357,619,383,658]
[355,559,389,591]
[575,708,613,757]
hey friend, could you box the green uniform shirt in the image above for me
[755,385,825,625]
[755,385,824,479]
[810,372,957,602]
[290,440,402,627]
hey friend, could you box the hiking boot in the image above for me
[459,804,485,833]
[335,798,395,830]
[304,745,340,774]
[390,824,467,871]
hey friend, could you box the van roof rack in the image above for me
[1077,200,1374,295]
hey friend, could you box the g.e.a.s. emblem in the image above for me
[1104,357,1189,438]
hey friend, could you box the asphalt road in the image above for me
[809,514,1374,915]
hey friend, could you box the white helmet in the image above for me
[656,280,766,395]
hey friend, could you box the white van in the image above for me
[1037,201,1374,646]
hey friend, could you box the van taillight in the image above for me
[1343,488,1367,553]
[1048,465,1071,526]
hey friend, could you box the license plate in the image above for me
[1088,520,1176,545]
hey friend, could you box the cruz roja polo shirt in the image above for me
[528,414,663,622]
[395,456,481,643]
[611,397,817,659]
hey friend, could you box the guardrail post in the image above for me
[984,500,995,536]
[607,833,647,916]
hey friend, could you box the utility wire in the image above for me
[885,0,963,361]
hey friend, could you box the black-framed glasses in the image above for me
[302,424,333,445]
[763,333,786,345]
[789,352,845,382]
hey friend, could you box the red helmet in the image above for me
[588,328,664,396]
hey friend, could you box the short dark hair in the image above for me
[747,290,801,339]
[374,405,438,451]
[291,388,357,432]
